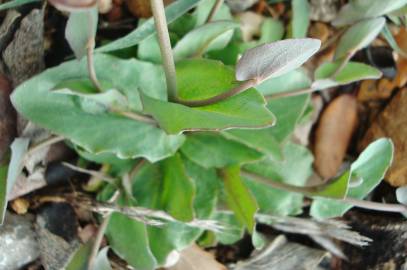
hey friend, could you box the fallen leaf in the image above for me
[314,94,358,179]
[360,88,407,186]
[10,198,29,214]
[166,245,226,270]
[126,0,172,18]
[309,22,330,44]
[357,79,395,102]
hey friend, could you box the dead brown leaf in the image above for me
[314,94,358,179]
[360,88,407,186]
[357,79,395,102]
[126,0,172,18]
[166,245,226,270]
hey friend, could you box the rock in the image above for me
[0,212,40,269]
[0,74,16,162]
[309,0,339,22]
[360,89,407,186]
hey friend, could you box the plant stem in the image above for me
[113,110,157,125]
[176,79,257,107]
[87,191,120,270]
[25,135,65,158]
[150,0,177,100]
[87,38,103,92]
[206,0,224,23]
[265,87,316,100]
[242,170,407,214]
[62,162,116,184]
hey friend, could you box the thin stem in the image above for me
[242,170,407,214]
[206,0,224,23]
[86,10,102,92]
[87,191,120,270]
[150,0,177,100]
[176,79,257,107]
[25,135,65,157]
[62,162,116,184]
[265,87,316,100]
[113,110,157,125]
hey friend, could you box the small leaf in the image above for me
[141,59,275,134]
[256,68,311,95]
[243,143,313,216]
[54,88,129,114]
[193,0,232,26]
[311,138,394,219]
[66,241,93,270]
[97,0,201,52]
[289,0,310,38]
[333,0,407,26]
[65,8,98,59]
[335,17,386,60]
[259,18,284,44]
[396,186,407,205]
[235,38,320,82]
[181,133,263,168]
[174,21,239,60]
[92,247,112,270]
[313,61,382,90]
[1,138,29,224]
[221,165,258,234]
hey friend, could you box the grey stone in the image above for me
[0,212,40,270]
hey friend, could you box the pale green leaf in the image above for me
[65,8,98,59]
[97,0,201,52]
[11,54,184,162]
[193,0,232,26]
[213,211,244,245]
[259,18,285,43]
[221,165,258,234]
[333,0,407,26]
[92,247,112,270]
[236,39,321,82]
[311,138,394,219]
[335,17,386,60]
[174,21,239,60]
[313,61,382,90]
[1,138,29,224]
[290,0,310,38]
[181,132,264,168]
[141,59,275,134]
[243,143,313,216]
[0,0,39,11]
[396,186,407,205]
[256,69,311,95]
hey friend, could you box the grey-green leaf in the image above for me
[236,39,321,82]
[312,61,382,90]
[65,8,98,59]
[334,17,386,60]
[310,138,394,219]
[174,21,239,61]
[92,247,112,270]
[11,54,184,162]
[97,0,201,52]
[333,0,407,26]
[396,186,407,205]
[290,0,310,38]
[0,0,39,11]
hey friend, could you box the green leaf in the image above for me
[333,0,407,26]
[259,18,285,43]
[141,59,275,134]
[92,247,112,270]
[11,54,185,162]
[289,0,310,38]
[65,8,98,59]
[267,94,310,142]
[310,138,394,219]
[106,212,157,270]
[221,165,258,234]
[313,61,382,90]
[236,39,321,82]
[174,21,239,60]
[222,129,282,160]
[97,0,201,52]
[256,69,311,95]
[54,88,129,114]
[181,133,264,168]
[381,23,407,57]
[138,34,162,63]
[0,0,39,11]
[396,186,407,205]
[313,170,351,199]
[243,143,313,216]
[1,138,29,224]
[66,241,93,270]
[335,17,386,60]
[212,211,244,245]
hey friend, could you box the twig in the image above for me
[242,170,407,214]
[25,135,65,157]
[87,191,120,270]
[206,0,224,23]
[61,162,116,184]
[176,79,257,107]
[150,0,178,100]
